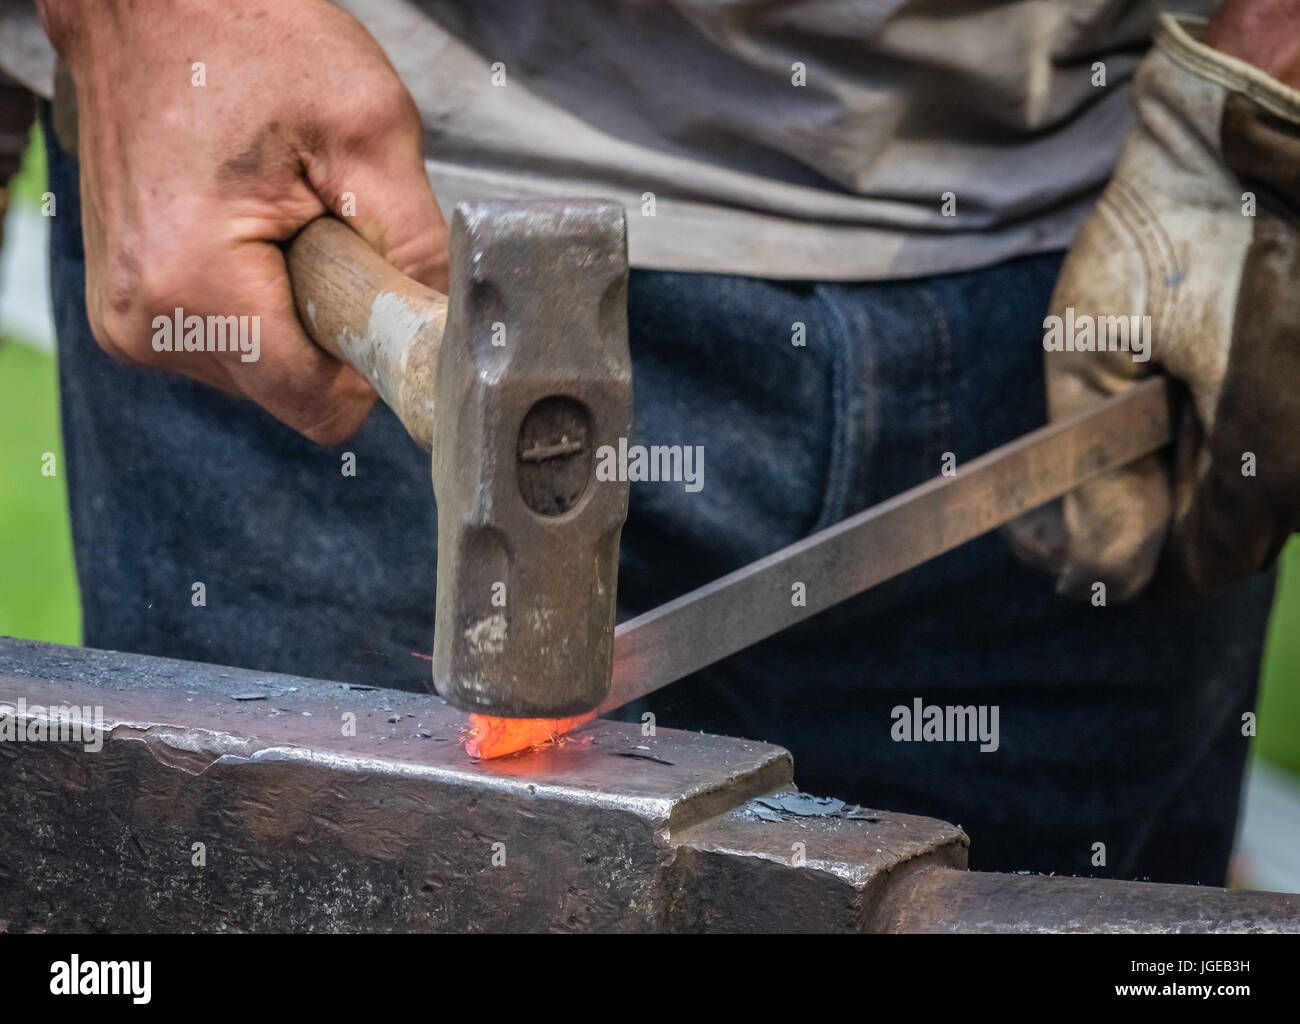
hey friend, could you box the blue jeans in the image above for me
[44,110,1276,885]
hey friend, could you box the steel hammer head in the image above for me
[430,200,633,718]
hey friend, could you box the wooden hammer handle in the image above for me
[287,217,446,451]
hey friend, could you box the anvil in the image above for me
[0,637,1295,933]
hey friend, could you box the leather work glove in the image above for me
[1009,13,1300,603]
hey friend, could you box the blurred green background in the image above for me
[2,127,1299,852]
[0,124,81,646]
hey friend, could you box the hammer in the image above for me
[286,200,633,719]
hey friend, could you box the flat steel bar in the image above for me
[870,866,1300,934]
[602,378,1173,713]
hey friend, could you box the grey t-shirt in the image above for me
[1,0,1214,280]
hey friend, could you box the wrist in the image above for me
[1205,0,1300,91]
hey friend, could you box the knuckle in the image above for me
[92,306,130,355]
[93,239,193,364]
[85,306,123,360]
[298,404,369,446]
[301,421,355,447]
[134,263,188,322]
[295,378,376,445]
[87,296,142,365]
[354,76,421,139]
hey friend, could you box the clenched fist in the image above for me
[37,0,448,442]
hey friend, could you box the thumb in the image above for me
[305,106,449,294]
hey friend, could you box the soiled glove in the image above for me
[1012,13,1300,602]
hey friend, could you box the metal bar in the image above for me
[602,378,1173,713]
[870,866,1300,934]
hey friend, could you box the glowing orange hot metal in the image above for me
[415,654,597,759]
[464,712,597,759]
